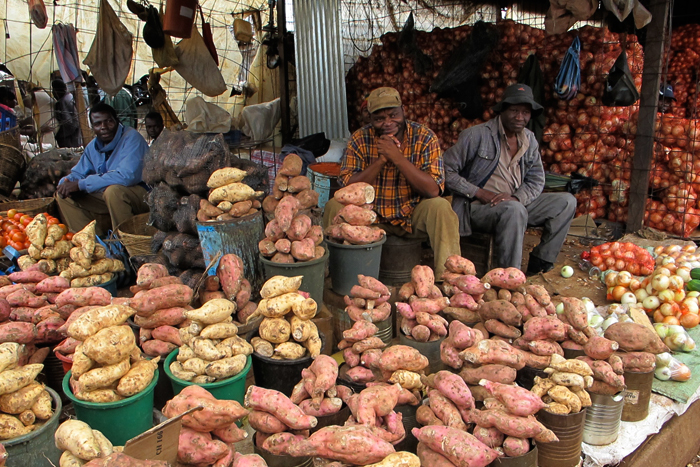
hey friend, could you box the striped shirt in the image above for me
[340,121,444,232]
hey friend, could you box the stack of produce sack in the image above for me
[199,253,259,324]
[262,154,320,216]
[169,298,251,383]
[397,265,450,342]
[198,167,264,222]
[0,344,53,440]
[325,182,385,245]
[531,356,594,415]
[163,385,248,466]
[289,355,344,417]
[18,148,81,200]
[338,275,392,384]
[248,276,322,360]
[67,304,159,402]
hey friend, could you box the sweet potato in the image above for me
[412,425,500,467]
[133,307,187,329]
[262,195,280,213]
[0,322,37,344]
[299,397,342,417]
[129,285,193,318]
[0,382,44,414]
[472,425,505,449]
[503,437,531,457]
[245,386,317,430]
[527,340,564,357]
[232,453,268,467]
[334,182,375,205]
[410,265,435,298]
[340,224,385,245]
[560,297,588,331]
[275,196,302,233]
[77,359,131,392]
[279,154,303,176]
[55,419,102,460]
[604,322,669,354]
[208,167,248,188]
[334,204,377,226]
[55,287,112,309]
[163,385,248,431]
[258,238,278,257]
[178,427,230,465]
[409,296,450,314]
[345,366,374,383]
[379,345,429,372]
[212,420,248,444]
[288,214,313,242]
[67,304,136,340]
[117,357,159,397]
[444,255,476,275]
[6,289,47,308]
[459,364,517,385]
[274,238,291,254]
[265,219,286,242]
[8,270,48,284]
[136,263,169,287]
[428,390,467,430]
[291,238,316,261]
[460,339,526,369]
[614,351,656,372]
[481,267,526,290]
[584,335,620,360]
[416,442,458,467]
[483,319,521,339]
[216,254,245,300]
[522,316,567,341]
[206,354,247,379]
[480,379,547,416]
[478,300,522,326]
[249,409,288,433]
[82,453,168,466]
[34,276,70,294]
[469,408,557,442]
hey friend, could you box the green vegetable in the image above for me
[690,268,700,281]
[686,279,700,292]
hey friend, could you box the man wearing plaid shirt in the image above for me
[323,87,460,277]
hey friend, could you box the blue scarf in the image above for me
[94,124,124,154]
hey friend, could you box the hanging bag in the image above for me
[198,5,218,65]
[602,49,640,106]
[555,36,581,101]
[28,0,48,29]
[143,5,166,49]
[173,25,227,97]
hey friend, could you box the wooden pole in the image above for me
[626,0,671,233]
[277,0,292,144]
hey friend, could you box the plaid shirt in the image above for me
[340,121,444,232]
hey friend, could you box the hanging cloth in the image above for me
[173,25,227,97]
[28,0,48,29]
[52,24,82,84]
[83,0,134,97]
[198,5,218,65]
[555,36,581,101]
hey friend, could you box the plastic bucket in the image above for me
[98,275,118,296]
[310,404,350,434]
[515,366,548,391]
[247,331,323,397]
[40,350,66,398]
[253,433,313,467]
[1,387,62,467]
[399,333,446,374]
[393,403,419,453]
[489,445,538,466]
[378,235,424,285]
[330,302,393,347]
[54,350,72,374]
[162,0,197,38]
[535,408,586,467]
[327,236,386,296]
[621,369,654,422]
[307,163,341,209]
[583,393,624,446]
[260,248,329,307]
[197,211,266,294]
[153,358,175,412]
[62,369,158,446]
[163,349,251,404]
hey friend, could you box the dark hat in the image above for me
[659,84,676,100]
[492,83,543,116]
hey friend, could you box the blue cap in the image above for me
[660,84,676,100]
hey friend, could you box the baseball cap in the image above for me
[366,87,402,114]
[659,84,676,100]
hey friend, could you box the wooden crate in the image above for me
[460,231,494,277]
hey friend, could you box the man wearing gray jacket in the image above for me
[444,84,576,275]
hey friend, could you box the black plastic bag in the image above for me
[602,49,639,106]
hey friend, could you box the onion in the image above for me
[642,295,661,311]
[620,292,637,306]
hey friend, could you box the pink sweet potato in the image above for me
[333,182,375,206]
[305,225,323,246]
[614,351,656,372]
[472,425,505,449]
[151,325,183,346]
[459,364,517,385]
[360,348,383,368]
[178,427,229,465]
[411,265,435,298]
[264,219,285,242]
[55,337,80,355]
[527,340,564,357]
[444,255,477,275]
[35,276,70,294]
[82,453,168,466]
[460,339,526,369]
[0,298,9,322]
[417,404,444,426]
[232,453,268,467]
[271,252,294,264]
[483,319,521,339]
[136,263,169,287]
[503,437,531,457]
[417,442,458,467]
[133,307,187,328]
[235,279,252,310]
[55,287,112,308]
[148,276,183,289]
[299,397,342,416]
[259,238,277,257]
[8,270,48,284]
[378,345,429,372]
[479,380,547,417]
[9,307,36,322]
[441,340,463,370]
[448,320,484,350]
[409,296,450,314]
[6,289,47,308]
[248,410,288,434]
[345,366,374,383]
[481,267,526,290]
[35,316,65,343]
[478,300,522,326]
[343,320,378,342]
[434,370,474,410]
[469,409,555,441]
[450,293,479,310]
[287,214,313,241]
[217,254,245,300]
[412,425,500,467]
[291,238,315,261]
[415,312,448,336]
[411,325,431,342]
[0,322,37,343]
[522,316,567,341]
[524,294,547,318]
[287,175,311,194]
[560,297,588,331]
[340,224,385,245]
[131,285,193,317]
[163,385,248,431]
[584,335,620,360]
[605,322,669,353]
[296,189,319,210]
[275,196,301,232]
[357,275,390,297]
[429,390,467,430]
[142,339,177,357]
[333,204,377,226]
[244,386,317,430]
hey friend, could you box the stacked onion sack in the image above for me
[248,276,322,360]
[397,265,450,342]
[0,343,53,440]
[325,182,386,245]
[163,385,248,466]
[199,253,259,325]
[339,275,392,384]
[289,355,344,417]
[67,304,159,402]
[199,167,264,222]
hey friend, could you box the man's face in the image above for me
[91,112,118,144]
[145,118,164,139]
[1,93,17,108]
[370,106,405,137]
[658,99,671,114]
[501,104,532,135]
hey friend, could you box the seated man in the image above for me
[55,102,150,236]
[323,87,460,277]
[444,84,576,275]
[144,111,164,144]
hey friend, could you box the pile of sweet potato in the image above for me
[163,385,248,466]
[198,167,265,222]
[397,265,450,342]
[325,182,385,245]
[532,355,594,415]
[67,304,159,403]
[262,154,319,215]
[341,382,407,446]
[289,355,344,418]
[199,254,258,324]
[54,419,134,466]
[0,344,53,440]
[247,276,322,360]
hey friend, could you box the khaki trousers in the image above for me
[323,197,461,277]
[55,185,149,236]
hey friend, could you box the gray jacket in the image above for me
[443,118,545,236]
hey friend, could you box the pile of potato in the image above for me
[169,298,251,383]
[58,221,125,287]
[397,265,450,342]
[325,182,386,245]
[289,355,344,417]
[0,343,53,440]
[199,253,258,324]
[163,385,248,465]
[55,419,122,466]
[262,154,320,216]
[198,167,265,222]
[532,355,594,415]
[248,276,322,360]
[67,304,159,402]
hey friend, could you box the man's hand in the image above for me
[57,180,80,198]
[489,192,518,206]
[377,135,403,164]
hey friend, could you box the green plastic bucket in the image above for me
[326,236,386,295]
[1,387,62,467]
[62,369,158,446]
[163,349,251,404]
[260,247,329,307]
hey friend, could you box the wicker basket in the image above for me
[0,127,25,196]
[0,198,56,218]
[117,213,157,257]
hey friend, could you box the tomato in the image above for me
[12,212,23,222]
[22,241,30,250]
[47,217,59,225]
[65,232,74,241]
[6,209,17,219]
[11,232,24,243]
[20,217,31,227]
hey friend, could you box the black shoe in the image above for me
[526,255,554,276]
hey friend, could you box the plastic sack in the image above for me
[28,0,48,29]
[173,25,227,97]
[83,0,133,97]
[602,50,639,107]
[184,96,231,133]
[241,98,281,141]
[555,36,581,101]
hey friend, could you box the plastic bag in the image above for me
[241,99,281,141]
[173,25,227,97]
[143,6,165,49]
[83,0,134,97]
[602,49,640,107]
[184,96,231,133]
[555,36,581,101]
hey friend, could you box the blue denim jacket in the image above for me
[443,118,545,236]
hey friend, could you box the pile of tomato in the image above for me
[0,209,72,251]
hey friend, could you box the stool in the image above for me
[378,235,424,286]
[460,231,495,277]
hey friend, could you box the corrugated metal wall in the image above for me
[293,0,350,139]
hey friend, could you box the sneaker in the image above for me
[526,254,554,276]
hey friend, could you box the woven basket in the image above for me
[0,127,25,196]
[0,198,55,218]
[117,213,157,257]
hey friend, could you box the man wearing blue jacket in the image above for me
[55,102,149,236]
